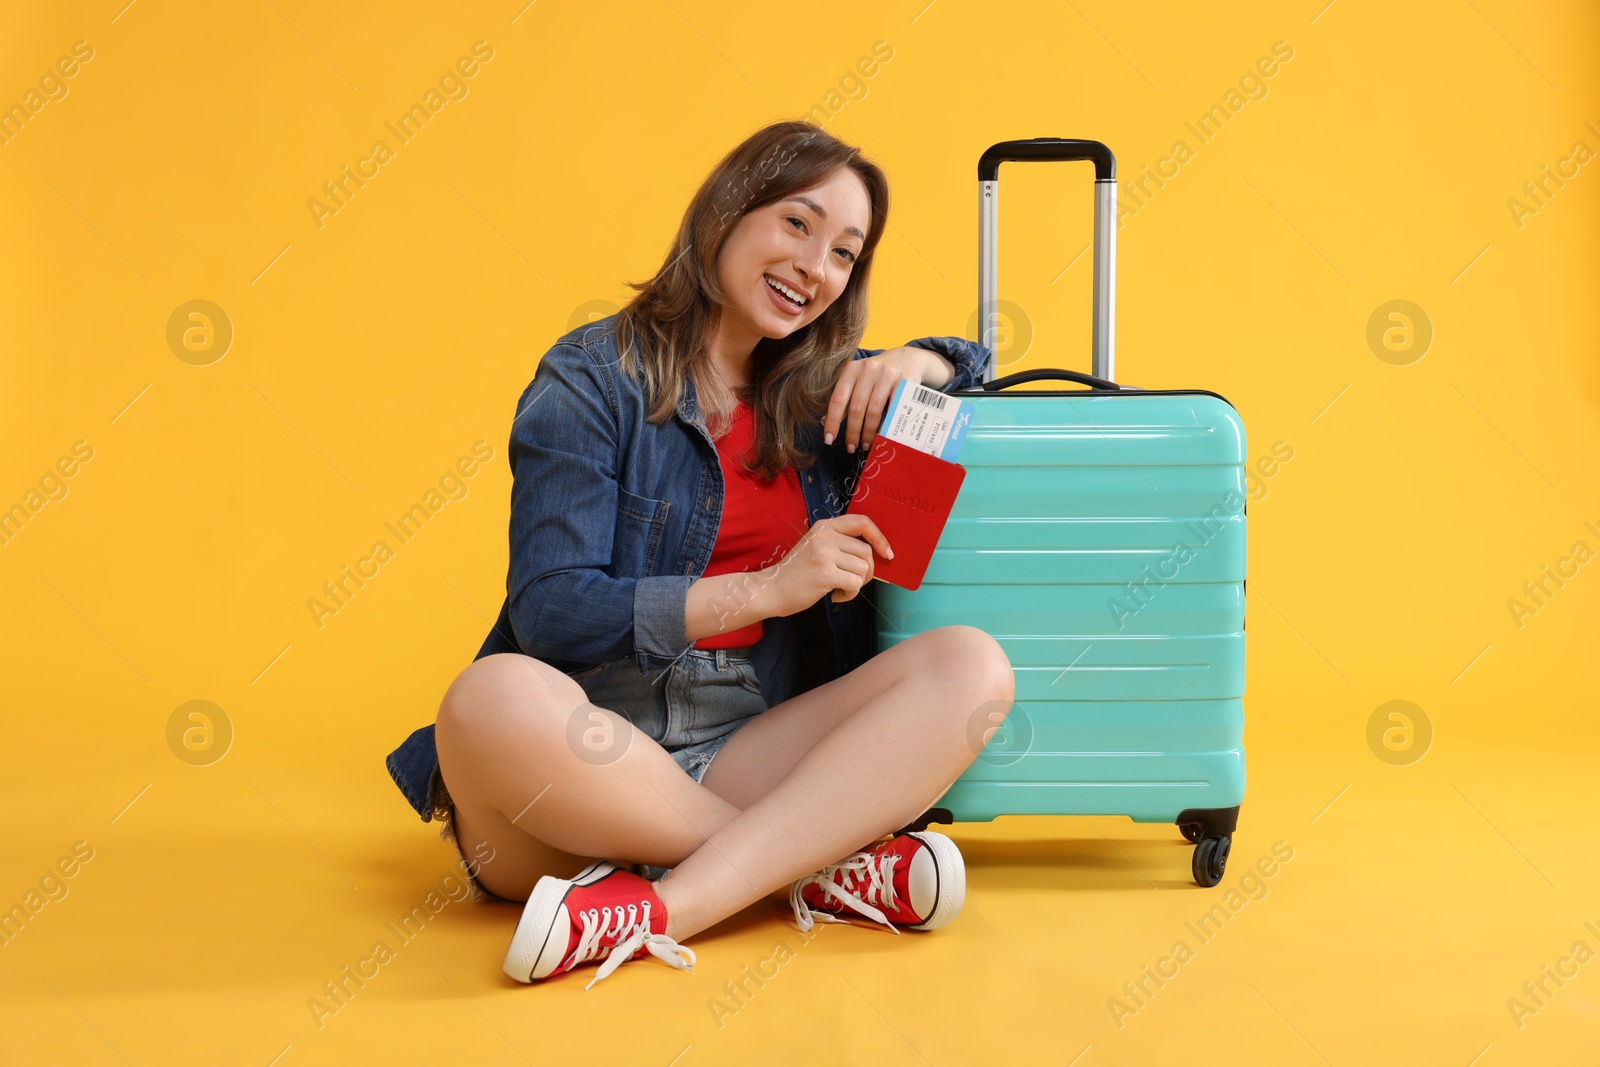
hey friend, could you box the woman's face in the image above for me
[714,166,871,342]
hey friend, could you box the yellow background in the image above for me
[3,0,1597,1063]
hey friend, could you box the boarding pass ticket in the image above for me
[878,380,971,462]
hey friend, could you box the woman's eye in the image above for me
[787,215,854,261]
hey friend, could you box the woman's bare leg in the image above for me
[436,653,745,901]
[436,625,1014,929]
[657,624,1014,940]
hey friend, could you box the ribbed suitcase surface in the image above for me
[877,390,1246,827]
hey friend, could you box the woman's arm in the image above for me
[682,512,891,640]
[858,335,994,392]
[824,336,995,453]
[502,342,694,666]
[683,569,780,643]
[876,346,955,389]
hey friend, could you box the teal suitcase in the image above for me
[887,140,1246,887]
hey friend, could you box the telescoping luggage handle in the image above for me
[978,138,1118,385]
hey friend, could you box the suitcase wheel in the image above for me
[1178,822,1204,844]
[1192,834,1231,887]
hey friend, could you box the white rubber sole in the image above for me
[903,831,966,931]
[502,861,618,983]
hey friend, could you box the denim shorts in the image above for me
[437,646,767,896]
[569,645,768,783]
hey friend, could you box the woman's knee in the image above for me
[923,625,1016,705]
[435,653,580,762]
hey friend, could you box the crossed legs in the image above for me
[434,624,1014,943]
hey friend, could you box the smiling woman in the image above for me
[389,119,1010,993]
[614,122,890,474]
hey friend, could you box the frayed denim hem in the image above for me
[429,767,501,904]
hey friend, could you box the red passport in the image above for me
[844,435,967,590]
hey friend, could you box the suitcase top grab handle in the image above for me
[978,138,1119,385]
[979,367,1122,392]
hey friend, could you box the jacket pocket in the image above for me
[613,487,670,575]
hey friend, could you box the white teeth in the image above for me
[765,276,807,305]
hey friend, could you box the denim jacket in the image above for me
[385,314,993,820]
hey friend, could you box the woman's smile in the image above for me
[762,273,809,317]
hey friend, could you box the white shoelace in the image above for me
[789,850,902,935]
[566,901,696,991]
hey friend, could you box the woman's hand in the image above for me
[823,347,952,453]
[762,514,894,614]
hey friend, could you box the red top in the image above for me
[694,399,809,649]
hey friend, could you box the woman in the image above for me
[384,120,1016,989]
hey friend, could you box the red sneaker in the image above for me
[503,862,695,990]
[789,830,966,934]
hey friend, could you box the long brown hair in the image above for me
[613,120,890,479]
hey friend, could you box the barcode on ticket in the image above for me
[879,379,971,461]
[910,384,949,411]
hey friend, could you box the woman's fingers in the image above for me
[844,365,903,453]
[822,363,859,446]
[833,550,870,576]
[819,516,881,601]
[858,372,900,451]
[824,358,914,452]
[829,562,868,601]
[845,378,873,452]
[828,513,893,559]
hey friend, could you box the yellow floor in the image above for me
[6,712,1598,1065]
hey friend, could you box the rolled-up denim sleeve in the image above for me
[851,337,995,392]
[504,343,691,665]
[900,336,994,391]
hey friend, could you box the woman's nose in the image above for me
[795,248,826,288]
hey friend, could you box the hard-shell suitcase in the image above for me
[884,139,1247,887]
